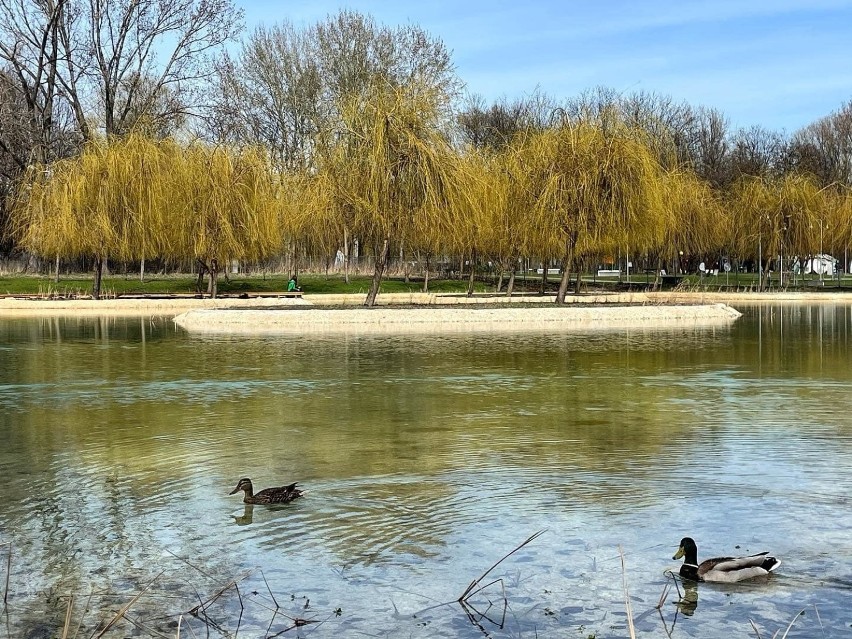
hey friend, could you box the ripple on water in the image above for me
[2,310,852,638]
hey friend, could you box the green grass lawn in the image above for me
[0,273,492,297]
[2,270,849,297]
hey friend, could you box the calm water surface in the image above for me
[1,304,851,638]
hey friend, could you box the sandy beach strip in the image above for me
[2,290,850,328]
[0,295,312,317]
[3,288,852,318]
[172,303,743,335]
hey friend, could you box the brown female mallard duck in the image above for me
[229,477,304,504]
[673,537,781,583]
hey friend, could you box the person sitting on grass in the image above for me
[287,276,302,292]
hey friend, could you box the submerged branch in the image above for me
[457,529,546,602]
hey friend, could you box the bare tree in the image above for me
[788,101,852,187]
[729,125,786,180]
[64,0,242,138]
[0,69,32,176]
[2,0,240,144]
[457,91,554,151]
[683,106,730,188]
[0,0,67,164]
[206,22,321,169]
[618,91,694,169]
[206,9,460,167]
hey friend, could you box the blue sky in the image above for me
[240,0,852,133]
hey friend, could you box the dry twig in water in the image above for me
[60,595,73,639]
[457,530,546,602]
[188,569,254,616]
[655,582,670,610]
[3,542,10,605]
[813,604,826,638]
[750,608,806,639]
[619,545,637,639]
[260,570,280,609]
[775,609,806,639]
[94,570,165,638]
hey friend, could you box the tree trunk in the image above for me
[401,242,410,283]
[507,267,516,297]
[466,249,476,297]
[555,237,577,304]
[423,254,430,293]
[365,237,390,307]
[343,226,350,284]
[54,255,60,284]
[539,258,547,295]
[556,262,571,304]
[140,258,145,281]
[760,256,772,291]
[209,258,219,298]
[92,257,104,300]
[195,259,208,293]
[573,257,584,294]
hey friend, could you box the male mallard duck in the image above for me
[673,537,780,583]
[229,477,304,504]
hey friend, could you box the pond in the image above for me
[0,304,851,638]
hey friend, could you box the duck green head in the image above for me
[673,537,697,560]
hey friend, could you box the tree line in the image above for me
[2,2,852,302]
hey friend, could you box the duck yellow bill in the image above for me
[673,546,685,560]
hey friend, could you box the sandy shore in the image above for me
[171,302,743,335]
[3,289,850,333]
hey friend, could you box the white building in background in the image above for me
[803,254,837,275]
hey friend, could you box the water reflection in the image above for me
[677,580,699,617]
[1,304,851,638]
[233,504,254,525]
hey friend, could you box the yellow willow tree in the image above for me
[827,187,852,270]
[522,123,667,303]
[661,170,727,277]
[11,135,283,298]
[280,168,330,278]
[313,80,459,307]
[294,158,364,284]
[11,135,179,298]
[169,143,283,297]
[730,173,828,290]
[439,148,500,296]
[486,137,547,296]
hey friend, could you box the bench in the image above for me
[237,291,303,298]
[596,269,621,277]
[115,292,305,299]
[660,275,684,288]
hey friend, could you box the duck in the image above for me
[229,477,304,505]
[673,537,781,583]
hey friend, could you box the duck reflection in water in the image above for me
[676,580,699,616]
[659,576,699,637]
[233,504,254,525]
